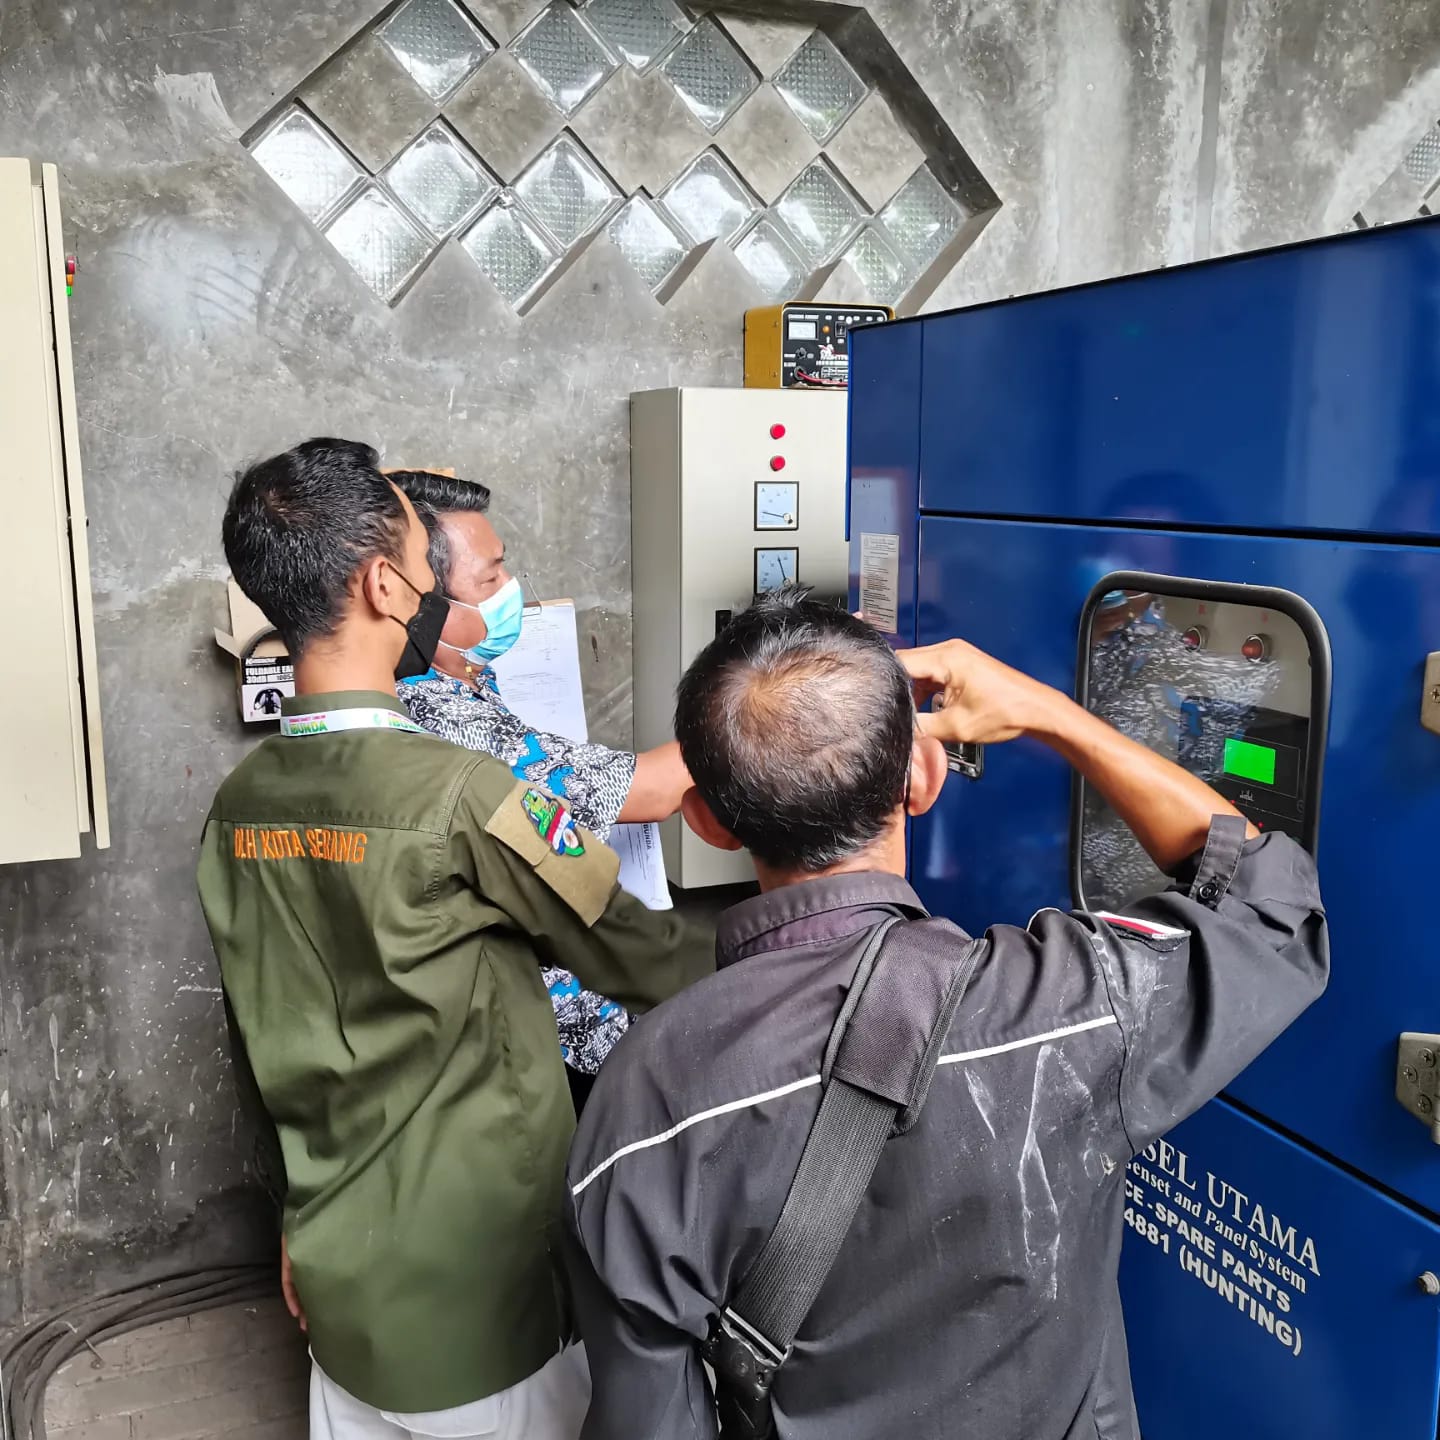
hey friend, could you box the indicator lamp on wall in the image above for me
[1181,626,1207,650]
[1242,634,1271,663]
[770,455,786,471]
[770,423,786,439]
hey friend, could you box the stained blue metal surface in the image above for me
[908,218,1440,538]
[846,318,922,646]
[846,217,1440,1435]
[1122,1100,1440,1439]
[913,515,1440,1213]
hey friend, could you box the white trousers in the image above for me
[309,1346,591,1440]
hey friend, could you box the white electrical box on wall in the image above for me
[631,387,849,890]
[0,158,108,864]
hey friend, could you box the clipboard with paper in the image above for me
[490,599,672,910]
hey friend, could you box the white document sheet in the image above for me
[489,601,672,911]
[609,821,673,911]
[488,601,590,743]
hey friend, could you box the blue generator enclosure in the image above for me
[848,217,1440,1437]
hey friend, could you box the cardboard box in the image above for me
[214,578,292,723]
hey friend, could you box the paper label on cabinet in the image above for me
[858,533,900,634]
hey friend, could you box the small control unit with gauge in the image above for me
[630,386,850,887]
[744,302,893,389]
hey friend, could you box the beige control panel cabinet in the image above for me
[631,388,848,889]
[0,158,108,864]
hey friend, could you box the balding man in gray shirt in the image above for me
[565,588,1328,1440]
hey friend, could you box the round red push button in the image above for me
[770,455,786,471]
[770,423,786,439]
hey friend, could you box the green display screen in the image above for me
[1223,737,1277,786]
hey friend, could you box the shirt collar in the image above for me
[281,690,411,717]
[716,870,931,970]
[396,666,496,692]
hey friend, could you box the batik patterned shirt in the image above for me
[399,668,636,1075]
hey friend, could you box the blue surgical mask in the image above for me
[440,576,525,667]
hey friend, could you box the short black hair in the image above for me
[388,471,492,590]
[222,438,406,656]
[675,586,915,872]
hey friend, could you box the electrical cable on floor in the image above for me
[0,1265,275,1440]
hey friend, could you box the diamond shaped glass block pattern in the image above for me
[659,17,756,131]
[323,185,434,301]
[385,122,498,237]
[734,217,805,303]
[584,0,686,69]
[843,224,907,305]
[462,199,561,306]
[249,107,364,226]
[773,30,866,143]
[607,194,687,289]
[1404,126,1440,186]
[515,135,621,247]
[661,149,760,244]
[776,157,865,266]
[378,0,494,103]
[881,165,965,277]
[513,4,617,116]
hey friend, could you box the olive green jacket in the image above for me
[196,691,709,1411]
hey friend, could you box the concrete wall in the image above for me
[1,0,1438,1323]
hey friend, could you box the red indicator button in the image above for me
[1181,626,1207,650]
[770,455,786,471]
[770,423,786,439]
[1241,634,1270,663]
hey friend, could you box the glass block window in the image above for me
[583,0,687,70]
[607,194,688,290]
[384,122,498,237]
[661,149,760,245]
[842,224,907,305]
[377,0,494,103]
[659,17,756,132]
[515,134,622,247]
[773,31,866,143]
[1404,126,1440,187]
[323,185,434,301]
[775,157,865,267]
[881,165,965,277]
[513,3,617,116]
[249,107,365,226]
[733,216,806,302]
[461,199,561,307]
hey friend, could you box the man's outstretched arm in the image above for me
[899,636,1258,867]
[901,637,1327,1149]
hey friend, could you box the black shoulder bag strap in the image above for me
[701,912,983,1439]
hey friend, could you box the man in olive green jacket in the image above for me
[197,438,709,1440]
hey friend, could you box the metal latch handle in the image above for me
[928,696,984,780]
[1421,653,1440,736]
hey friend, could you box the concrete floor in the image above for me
[45,1300,306,1440]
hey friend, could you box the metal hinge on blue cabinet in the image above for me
[1395,1034,1440,1143]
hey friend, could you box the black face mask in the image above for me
[391,569,449,682]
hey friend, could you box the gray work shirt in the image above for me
[564,821,1328,1440]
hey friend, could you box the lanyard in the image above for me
[279,707,426,738]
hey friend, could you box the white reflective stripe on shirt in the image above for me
[571,1014,1120,1198]
[934,1014,1119,1066]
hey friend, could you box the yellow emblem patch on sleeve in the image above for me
[484,782,619,927]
